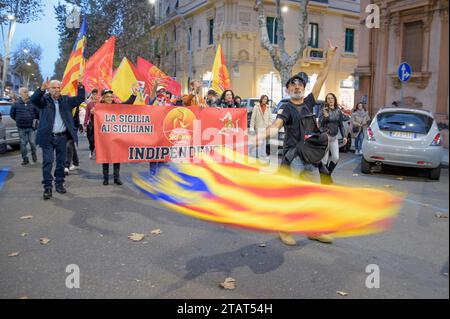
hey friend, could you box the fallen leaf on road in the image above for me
[396,177,404,181]
[21,233,29,237]
[352,174,359,177]
[151,229,162,235]
[258,243,267,247]
[8,252,20,257]
[435,213,449,219]
[384,185,393,188]
[18,296,28,299]
[20,215,33,220]
[128,233,145,241]
[220,277,236,290]
[39,238,50,245]
[336,291,349,296]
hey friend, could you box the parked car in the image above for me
[361,107,444,180]
[0,101,20,150]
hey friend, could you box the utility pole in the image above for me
[1,14,17,97]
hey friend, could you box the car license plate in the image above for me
[390,131,416,139]
[11,132,19,138]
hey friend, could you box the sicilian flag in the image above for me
[210,44,231,95]
[132,148,402,237]
[61,17,87,96]
[83,36,115,93]
[136,57,181,98]
[111,57,146,105]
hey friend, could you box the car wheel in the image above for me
[9,144,20,151]
[429,166,441,181]
[361,157,372,174]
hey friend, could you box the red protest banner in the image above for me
[93,105,247,163]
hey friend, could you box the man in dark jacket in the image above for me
[10,87,39,165]
[30,78,85,200]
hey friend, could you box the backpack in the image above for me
[297,111,329,164]
[284,103,328,165]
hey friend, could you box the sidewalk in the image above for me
[442,150,449,168]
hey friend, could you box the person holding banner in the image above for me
[148,77,174,106]
[218,90,239,108]
[183,79,206,107]
[99,88,137,185]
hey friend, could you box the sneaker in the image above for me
[308,234,333,244]
[279,232,297,246]
[114,179,123,186]
[32,153,38,163]
[64,168,70,175]
[89,153,93,159]
[21,159,29,166]
[69,165,79,171]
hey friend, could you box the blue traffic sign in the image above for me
[398,62,412,82]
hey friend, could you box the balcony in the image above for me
[301,47,325,66]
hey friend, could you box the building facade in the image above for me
[355,0,449,125]
[150,0,360,109]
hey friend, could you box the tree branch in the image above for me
[276,0,288,62]
[255,0,282,69]
[288,0,309,66]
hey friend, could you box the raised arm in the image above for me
[30,78,50,108]
[311,40,338,100]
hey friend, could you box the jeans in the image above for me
[18,128,37,161]
[321,135,339,166]
[149,162,169,177]
[86,123,95,153]
[41,134,67,189]
[355,130,364,152]
[290,156,315,177]
[66,137,79,168]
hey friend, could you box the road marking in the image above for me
[0,167,10,191]
[404,198,449,213]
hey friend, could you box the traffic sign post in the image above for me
[398,62,412,106]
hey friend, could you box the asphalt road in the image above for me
[0,136,448,299]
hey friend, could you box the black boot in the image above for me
[113,163,122,185]
[43,188,52,200]
[327,162,337,175]
[102,164,109,186]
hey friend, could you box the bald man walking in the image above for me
[31,78,85,200]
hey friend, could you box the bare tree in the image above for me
[256,0,309,91]
[12,39,43,88]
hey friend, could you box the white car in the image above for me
[362,107,444,180]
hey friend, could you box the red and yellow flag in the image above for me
[83,36,115,93]
[61,17,87,96]
[132,147,402,237]
[211,44,231,95]
[111,57,145,105]
[136,57,181,97]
